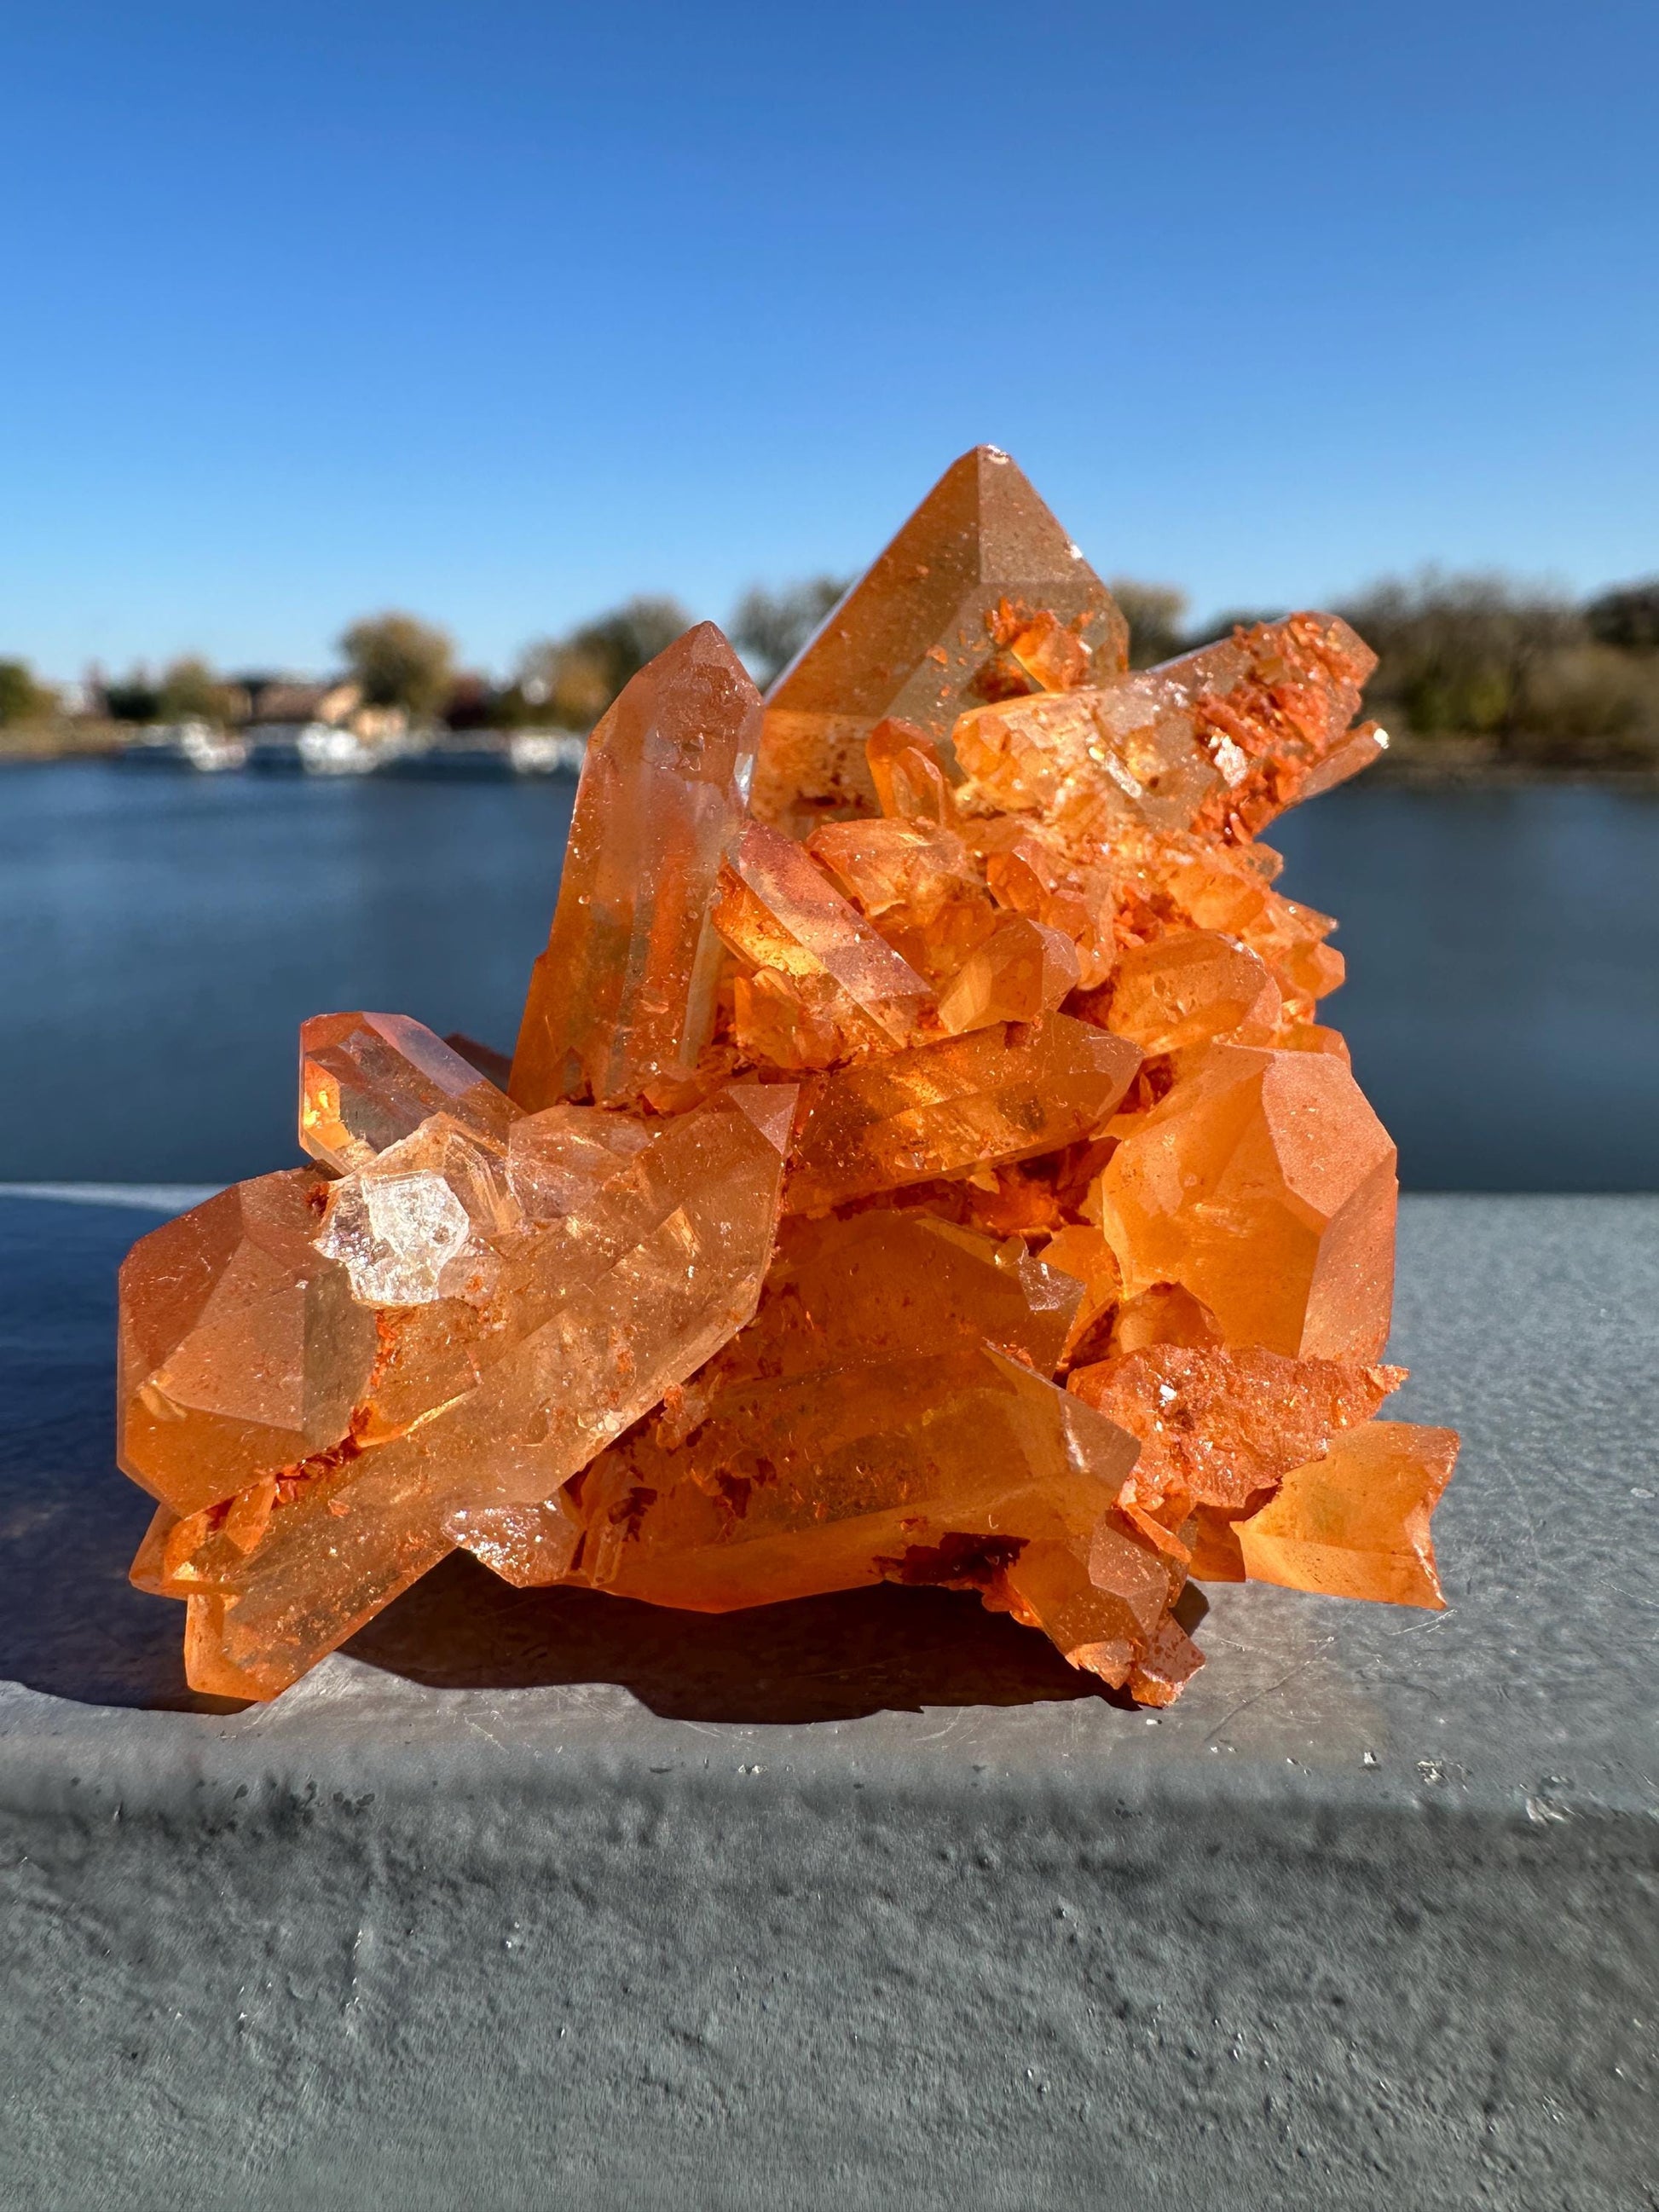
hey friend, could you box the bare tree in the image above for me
[1108,580,1190,668]
[517,596,693,731]
[1338,570,1581,745]
[1587,579,1659,654]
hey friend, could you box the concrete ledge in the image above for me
[1,1193,1655,2209]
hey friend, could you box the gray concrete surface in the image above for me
[0,1189,1655,2210]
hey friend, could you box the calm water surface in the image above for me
[2,761,1655,1188]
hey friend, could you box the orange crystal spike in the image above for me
[936,914,1080,1035]
[751,447,1127,829]
[1097,930,1281,1054]
[511,623,761,1109]
[951,614,1376,858]
[806,815,997,987]
[1236,1420,1459,1607]
[864,717,961,826]
[786,1014,1140,1216]
[714,819,936,1050]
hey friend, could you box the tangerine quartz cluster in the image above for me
[118,448,1459,1702]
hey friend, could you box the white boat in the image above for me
[509,730,587,776]
[298,723,384,776]
[121,721,248,771]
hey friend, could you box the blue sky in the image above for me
[2,0,1654,679]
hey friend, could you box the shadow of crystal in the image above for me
[342,1555,1164,1725]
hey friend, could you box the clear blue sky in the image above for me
[3,0,1654,680]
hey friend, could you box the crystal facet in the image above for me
[1090,1042,1398,1362]
[301,1011,518,1173]
[785,1016,1140,1216]
[1235,1421,1458,1607]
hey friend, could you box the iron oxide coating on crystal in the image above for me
[118,448,1458,1701]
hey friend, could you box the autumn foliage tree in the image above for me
[340,613,455,721]
[0,658,57,725]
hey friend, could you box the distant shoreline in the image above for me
[1363,734,1659,794]
[2,724,1656,794]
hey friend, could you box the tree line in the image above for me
[3,569,1657,769]
[0,582,847,745]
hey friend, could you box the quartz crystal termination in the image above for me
[751,446,1129,830]
[117,453,1458,1705]
[512,621,762,1109]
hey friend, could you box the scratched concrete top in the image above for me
[1,1189,1654,1823]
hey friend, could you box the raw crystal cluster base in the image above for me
[117,451,1458,1701]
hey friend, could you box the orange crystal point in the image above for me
[1092,1042,1397,1363]
[994,1519,1178,1689]
[448,1489,584,1590]
[1069,1343,1405,1511]
[805,814,974,927]
[510,622,761,1109]
[865,717,960,826]
[951,614,1379,859]
[118,1169,379,1519]
[504,1101,656,1219]
[1236,1420,1459,1608]
[714,819,936,1061]
[1109,1282,1223,1356]
[980,827,1114,988]
[1127,1614,1206,1706]
[786,1014,1140,1216]
[1166,614,1377,839]
[1137,834,1344,1025]
[806,815,996,985]
[751,447,1127,829]
[1097,930,1281,1054]
[936,914,1080,1035]
[300,1011,517,1173]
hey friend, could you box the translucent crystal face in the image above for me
[506,1103,654,1222]
[510,623,763,1110]
[300,1010,518,1173]
[315,1169,477,1307]
[117,448,1456,1709]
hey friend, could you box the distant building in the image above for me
[235,674,362,729]
[347,702,408,742]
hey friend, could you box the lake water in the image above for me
[2,760,1655,1189]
